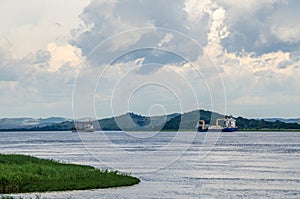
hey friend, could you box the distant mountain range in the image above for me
[1,110,300,131]
[0,117,69,129]
[263,118,300,124]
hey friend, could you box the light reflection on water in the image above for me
[0,131,300,198]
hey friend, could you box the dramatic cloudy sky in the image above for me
[0,0,299,118]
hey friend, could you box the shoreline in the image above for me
[0,154,140,194]
[1,129,300,132]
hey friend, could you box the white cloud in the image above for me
[218,48,300,117]
[157,33,173,48]
[263,1,300,44]
[73,0,209,57]
[0,80,18,91]
[0,42,80,117]
[47,43,82,72]
[270,21,300,44]
[203,6,228,59]
[0,0,90,58]
[0,35,13,69]
[0,0,300,118]
[214,0,299,54]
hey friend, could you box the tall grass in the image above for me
[1,196,41,199]
[0,154,140,194]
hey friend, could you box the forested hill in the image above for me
[162,110,300,131]
[1,110,300,131]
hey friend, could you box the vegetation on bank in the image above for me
[1,196,41,199]
[235,117,300,130]
[160,111,300,131]
[240,128,299,132]
[0,154,140,194]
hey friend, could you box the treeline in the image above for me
[1,110,300,131]
[236,117,300,130]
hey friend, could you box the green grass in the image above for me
[0,154,140,194]
[1,196,41,199]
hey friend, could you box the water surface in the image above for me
[0,131,299,198]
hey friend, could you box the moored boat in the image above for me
[72,120,95,132]
[197,115,237,132]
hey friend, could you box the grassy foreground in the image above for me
[1,196,41,199]
[0,154,140,194]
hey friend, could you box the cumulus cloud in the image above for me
[0,0,90,58]
[268,1,300,44]
[38,0,300,117]
[72,0,210,63]
[157,33,173,48]
[1,0,300,118]
[0,41,80,117]
[216,0,300,55]
[0,36,13,66]
[47,43,82,72]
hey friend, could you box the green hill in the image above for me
[2,110,300,131]
[236,117,300,130]
[161,109,223,131]
[161,110,300,131]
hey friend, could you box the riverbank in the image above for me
[0,154,140,194]
[237,129,300,132]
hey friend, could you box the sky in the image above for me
[0,0,299,119]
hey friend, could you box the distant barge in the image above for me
[197,115,237,132]
[72,121,95,132]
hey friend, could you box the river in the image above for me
[0,131,299,198]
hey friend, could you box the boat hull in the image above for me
[197,126,237,132]
[71,127,95,132]
[197,127,208,132]
[222,127,237,132]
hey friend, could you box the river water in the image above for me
[0,131,299,198]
